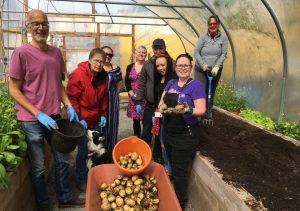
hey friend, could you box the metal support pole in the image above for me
[261,0,288,123]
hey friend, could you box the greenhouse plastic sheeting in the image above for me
[1,0,300,121]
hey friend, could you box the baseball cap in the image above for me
[152,38,166,47]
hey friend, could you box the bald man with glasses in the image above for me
[9,9,84,210]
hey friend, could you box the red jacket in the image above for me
[66,61,108,129]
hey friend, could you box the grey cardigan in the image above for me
[194,31,228,68]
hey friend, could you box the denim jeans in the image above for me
[76,135,88,186]
[21,120,73,208]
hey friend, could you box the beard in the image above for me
[32,33,49,43]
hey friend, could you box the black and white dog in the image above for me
[86,127,110,169]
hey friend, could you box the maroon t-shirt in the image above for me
[9,43,66,121]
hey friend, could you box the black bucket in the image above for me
[51,119,86,153]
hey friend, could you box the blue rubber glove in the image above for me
[35,112,57,130]
[152,116,154,123]
[136,104,142,114]
[66,105,79,122]
[79,120,88,128]
[100,116,106,127]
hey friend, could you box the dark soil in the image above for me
[198,110,300,211]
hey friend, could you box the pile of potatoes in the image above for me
[118,152,144,170]
[99,174,159,211]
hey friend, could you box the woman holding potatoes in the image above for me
[158,53,206,209]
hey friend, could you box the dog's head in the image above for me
[87,129,105,146]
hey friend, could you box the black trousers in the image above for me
[141,102,155,144]
[164,124,200,209]
[133,119,141,137]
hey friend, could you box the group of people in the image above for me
[125,15,228,209]
[8,8,227,211]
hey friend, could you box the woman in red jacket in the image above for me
[66,48,108,192]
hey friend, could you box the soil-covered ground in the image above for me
[198,110,300,211]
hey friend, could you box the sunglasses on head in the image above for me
[106,53,113,58]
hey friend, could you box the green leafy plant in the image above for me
[0,88,27,190]
[239,108,275,130]
[214,80,246,112]
[274,120,300,141]
[213,81,299,141]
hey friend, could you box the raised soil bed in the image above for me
[194,108,300,211]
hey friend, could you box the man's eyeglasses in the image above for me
[176,64,192,69]
[106,53,113,58]
[91,59,103,64]
[29,21,49,29]
[208,22,218,26]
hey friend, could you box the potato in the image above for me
[100,183,108,190]
[100,191,107,199]
[101,202,111,211]
[175,103,185,111]
[116,196,124,206]
[160,103,168,111]
[134,179,144,186]
[125,198,136,206]
[136,158,143,165]
[123,204,130,211]
[108,194,116,202]
[111,202,117,209]
[131,152,138,160]
[125,186,133,195]
[119,189,126,197]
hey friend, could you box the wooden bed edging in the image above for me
[0,143,53,211]
[188,153,266,211]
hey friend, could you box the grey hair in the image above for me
[135,45,147,53]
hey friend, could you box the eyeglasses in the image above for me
[91,59,104,64]
[176,64,192,69]
[106,53,113,58]
[208,22,218,26]
[29,21,49,29]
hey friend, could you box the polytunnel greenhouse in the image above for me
[0,1,299,211]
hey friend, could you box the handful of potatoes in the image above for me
[174,103,189,114]
[99,174,159,211]
[159,103,189,114]
[118,152,144,170]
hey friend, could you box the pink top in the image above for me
[9,43,66,121]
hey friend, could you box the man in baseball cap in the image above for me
[152,38,166,47]
[152,38,166,57]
